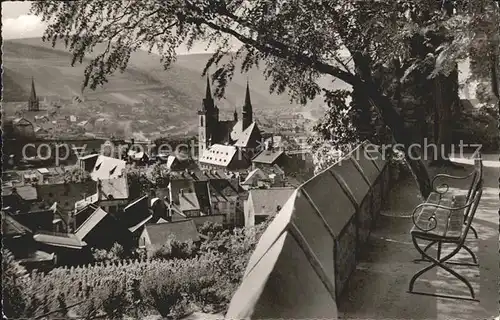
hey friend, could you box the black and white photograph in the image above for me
[1,1,499,319]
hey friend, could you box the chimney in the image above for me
[180,189,184,197]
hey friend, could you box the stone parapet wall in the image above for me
[225,141,391,319]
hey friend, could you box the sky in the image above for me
[1,1,236,54]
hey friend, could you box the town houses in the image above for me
[2,76,311,269]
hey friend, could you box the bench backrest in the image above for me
[460,178,483,243]
[464,155,483,218]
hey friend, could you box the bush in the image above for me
[453,105,499,152]
[151,235,198,260]
[5,218,273,319]
[2,249,28,318]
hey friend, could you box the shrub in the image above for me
[2,249,28,318]
[453,105,499,152]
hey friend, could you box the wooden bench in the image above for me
[408,155,483,300]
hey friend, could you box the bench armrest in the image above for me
[431,171,476,194]
[411,199,474,232]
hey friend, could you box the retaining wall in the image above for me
[225,141,390,319]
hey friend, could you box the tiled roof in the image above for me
[128,215,153,233]
[75,193,99,211]
[3,185,38,201]
[234,122,261,148]
[144,219,200,244]
[34,231,87,249]
[252,150,285,165]
[179,191,201,212]
[199,144,237,167]
[242,168,269,185]
[2,212,32,236]
[37,181,97,213]
[75,207,108,240]
[248,187,295,216]
[18,250,55,263]
[91,155,126,181]
[99,177,129,200]
[122,195,151,229]
[230,120,244,141]
[169,169,230,181]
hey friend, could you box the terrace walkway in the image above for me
[338,154,499,320]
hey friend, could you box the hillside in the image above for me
[2,37,351,138]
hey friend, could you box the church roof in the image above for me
[234,122,260,148]
[230,120,244,141]
[199,144,238,167]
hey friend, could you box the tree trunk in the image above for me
[359,82,432,198]
[431,68,457,166]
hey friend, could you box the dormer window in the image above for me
[109,166,117,175]
[95,163,102,171]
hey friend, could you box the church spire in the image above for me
[28,76,40,111]
[242,80,253,130]
[205,76,213,102]
[234,108,238,122]
[30,77,37,100]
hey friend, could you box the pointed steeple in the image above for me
[205,76,213,102]
[30,77,37,100]
[201,75,215,113]
[28,76,40,111]
[242,80,253,130]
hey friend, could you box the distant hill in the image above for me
[2,37,351,138]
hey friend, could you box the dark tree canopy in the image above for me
[30,0,500,197]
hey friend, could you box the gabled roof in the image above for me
[248,187,295,216]
[34,231,87,249]
[12,117,32,126]
[144,219,200,244]
[75,207,108,240]
[179,191,201,212]
[252,150,285,165]
[199,144,237,167]
[242,168,270,185]
[230,120,244,141]
[128,215,153,233]
[99,177,129,200]
[157,217,169,223]
[3,185,38,201]
[91,155,126,181]
[234,122,260,148]
[2,212,33,236]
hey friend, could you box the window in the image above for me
[200,117,204,126]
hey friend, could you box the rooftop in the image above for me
[199,144,238,167]
[247,187,296,216]
[144,219,201,244]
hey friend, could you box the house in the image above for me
[178,188,202,217]
[164,155,197,171]
[69,115,77,123]
[74,206,133,250]
[121,195,153,236]
[90,155,127,181]
[252,149,288,171]
[198,144,251,170]
[139,219,201,258]
[2,185,39,211]
[33,231,88,266]
[244,187,295,227]
[2,212,57,270]
[77,120,93,131]
[74,177,130,215]
[34,127,50,138]
[241,167,285,190]
[2,212,34,257]
[36,180,97,217]
[12,117,35,138]
[4,201,67,233]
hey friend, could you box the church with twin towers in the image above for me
[197,77,262,170]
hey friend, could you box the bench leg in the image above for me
[413,240,437,262]
[409,237,476,300]
[469,225,478,239]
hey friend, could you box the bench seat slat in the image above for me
[446,208,464,240]
[411,198,453,238]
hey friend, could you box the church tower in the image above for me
[242,81,253,131]
[28,77,40,111]
[198,76,216,156]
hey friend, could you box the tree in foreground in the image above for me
[31,0,499,197]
